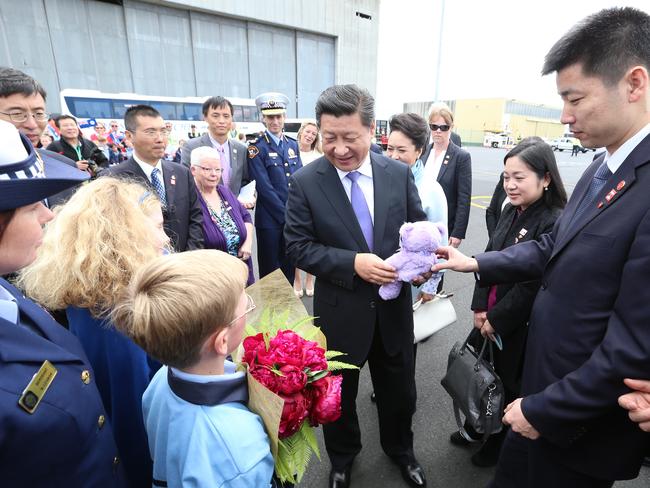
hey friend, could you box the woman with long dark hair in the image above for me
[450,138,567,467]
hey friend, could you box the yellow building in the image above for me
[403,98,566,145]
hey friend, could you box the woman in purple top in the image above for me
[190,146,255,285]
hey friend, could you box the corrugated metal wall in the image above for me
[0,0,363,117]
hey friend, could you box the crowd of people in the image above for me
[0,6,649,488]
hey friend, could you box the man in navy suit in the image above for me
[106,105,203,252]
[285,85,428,488]
[435,7,650,487]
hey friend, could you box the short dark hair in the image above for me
[54,114,77,129]
[124,105,161,132]
[0,67,47,100]
[504,138,567,209]
[542,7,650,85]
[388,113,429,152]
[315,84,375,128]
[202,96,233,117]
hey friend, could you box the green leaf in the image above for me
[301,325,322,341]
[288,315,317,331]
[244,324,257,337]
[287,430,312,482]
[263,331,271,349]
[327,361,360,371]
[306,370,329,382]
[272,309,290,333]
[324,350,346,360]
[275,439,297,484]
[298,421,321,460]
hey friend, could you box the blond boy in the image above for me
[113,250,274,487]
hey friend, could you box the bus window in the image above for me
[182,102,203,121]
[65,97,113,119]
[241,105,257,123]
[149,102,178,120]
[232,105,244,122]
[113,100,136,119]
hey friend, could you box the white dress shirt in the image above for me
[604,122,650,173]
[133,153,165,193]
[334,152,374,223]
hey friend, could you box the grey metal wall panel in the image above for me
[248,21,297,118]
[296,32,334,118]
[0,0,61,110]
[190,11,249,98]
[44,0,101,91]
[86,1,133,94]
[125,1,195,97]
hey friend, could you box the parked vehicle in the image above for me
[483,132,512,148]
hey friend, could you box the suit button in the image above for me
[541,282,547,290]
[113,456,120,466]
[286,172,290,177]
[81,370,91,384]
[98,415,105,429]
[284,163,288,167]
[369,300,376,309]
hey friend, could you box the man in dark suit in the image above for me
[180,96,251,204]
[106,105,203,252]
[435,7,650,487]
[285,84,428,488]
[0,67,81,207]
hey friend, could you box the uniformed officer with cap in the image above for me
[248,92,302,282]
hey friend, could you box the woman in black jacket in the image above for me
[450,138,567,467]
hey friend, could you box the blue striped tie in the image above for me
[151,167,167,207]
[571,161,612,224]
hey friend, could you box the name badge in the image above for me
[269,152,278,158]
[19,360,57,414]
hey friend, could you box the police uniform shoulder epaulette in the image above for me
[284,134,297,142]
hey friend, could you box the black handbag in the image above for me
[441,330,505,442]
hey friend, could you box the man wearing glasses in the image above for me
[0,67,81,207]
[106,105,204,252]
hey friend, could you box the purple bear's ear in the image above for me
[437,222,447,239]
[400,222,414,239]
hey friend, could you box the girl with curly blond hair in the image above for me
[20,177,169,488]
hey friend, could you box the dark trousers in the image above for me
[323,325,417,470]
[488,430,614,488]
[256,226,294,283]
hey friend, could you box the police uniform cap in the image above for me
[255,92,289,115]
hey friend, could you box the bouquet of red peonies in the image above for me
[237,271,356,484]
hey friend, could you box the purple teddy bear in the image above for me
[379,221,446,300]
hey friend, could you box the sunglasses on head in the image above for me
[429,124,451,132]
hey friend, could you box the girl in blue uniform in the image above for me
[0,120,126,486]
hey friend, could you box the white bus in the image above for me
[59,89,264,143]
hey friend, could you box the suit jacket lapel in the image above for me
[317,159,369,251]
[371,153,389,253]
[127,157,150,185]
[437,143,455,182]
[551,142,650,259]
[161,161,177,209]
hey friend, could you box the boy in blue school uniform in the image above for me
[112,249,274,488]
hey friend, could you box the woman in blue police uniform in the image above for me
[247,92,302,282]
[0,120,126,487]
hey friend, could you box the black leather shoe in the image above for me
[399,462,427,487]
[329,467,351,488]
[449,430,478,447]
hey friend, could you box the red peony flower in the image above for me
[309,375,343,425]
[276,364,308,395]
[279,391,312,438]
[248,364,280,392]
[302,340,327,372]
[267,330,308,368]
[242,333,274,367]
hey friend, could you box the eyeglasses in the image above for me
[228,293,256,327]
[138,128,171,138]
[111,124,118,128]
[429,124,451,132]
[0,111,50,123]
[198,166,223,174]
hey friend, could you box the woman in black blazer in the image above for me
[450,138,567,467]
[420,102,472,248]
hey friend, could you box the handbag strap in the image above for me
[452,400,491,444]
[460,331,496,369]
